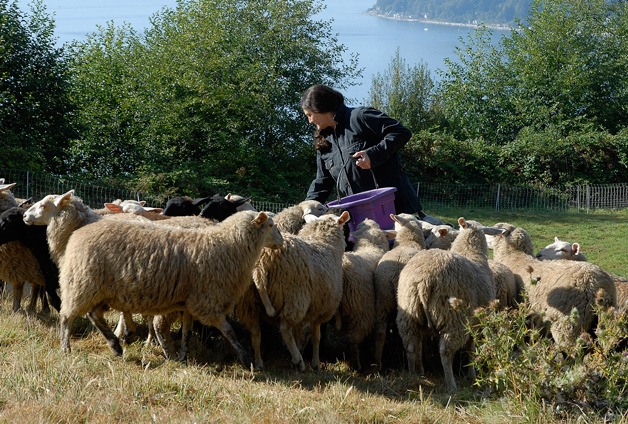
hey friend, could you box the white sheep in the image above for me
[55,210,282,364]
[492,224,617,349]
[372,213,425,371]
[536,237,628,311]
[423,222,519,310]
[243,211,349,371]
[396,218,501,392]
[335,218,390,370]
[23,191,187,356]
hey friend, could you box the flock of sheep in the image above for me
[0,178,625,393]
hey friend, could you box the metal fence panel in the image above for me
[2,170,627,213]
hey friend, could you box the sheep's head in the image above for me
[163,195,213,216]
[298,200,327,217]
[0,207,27,243]
[23,190,75,226]
[536,237,585,261]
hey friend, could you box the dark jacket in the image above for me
[305,105,422,214]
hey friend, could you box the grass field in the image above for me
[0,208,626,423]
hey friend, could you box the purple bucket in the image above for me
[326,187,397,233]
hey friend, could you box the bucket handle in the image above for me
[335,153,379,204]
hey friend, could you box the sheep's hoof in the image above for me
[293,360,306,372]
[253,361,264,371]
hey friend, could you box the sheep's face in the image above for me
[23,190,74,226]
[299,200,327,217]
[536,238,582,261]
[425,225,458,250]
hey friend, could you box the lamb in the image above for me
[0,181,18,212]
[372,213,426,371]
[53,210,282,364]
[536,237,628,311]
[0,207,61,311]
[396,218,502,392]
[162,195,214,216]
[491,224,617,349]
[243,211,349,371]
[333,218,390,370]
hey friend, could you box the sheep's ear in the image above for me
[139,200,146,206]
[253,211,269,225]
[192,196,214,206]
[303,213,318,224]
[104,203,123,213]
[55,190,75,207]
[144,207,163,213]
[437,227,449,237]
[0,182,16,192]
[337,210,350,225]
[554,236,560,242]
[572,242,582,255]
[481,227,506,236]
[383,229,397,240]
[457,217,467,229]
[391,214,408,225]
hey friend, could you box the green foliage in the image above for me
[368,49,436,135]
[66,0,360,202]
[470,298,628,418]
[0,0,74,173]
[438,0,628,144]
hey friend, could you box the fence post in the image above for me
[495,184,501,211]
[586,184,591,214]
[26,171,30,200]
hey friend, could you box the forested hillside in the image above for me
[371,0,530,26]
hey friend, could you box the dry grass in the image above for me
[0,294,545,424]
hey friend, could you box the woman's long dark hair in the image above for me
[301,84,345,152]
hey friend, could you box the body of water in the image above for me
[16,0,506,102]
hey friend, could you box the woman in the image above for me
[301,84,424,216]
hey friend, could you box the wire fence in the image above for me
[2,169,627,213]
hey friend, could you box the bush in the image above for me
[469,295,628,419]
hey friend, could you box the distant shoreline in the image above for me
[367,10,513,31]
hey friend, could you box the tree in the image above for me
[66,0,360,201]
[367,48,435,135]
[438,0,628,145]
[0,0,74,173]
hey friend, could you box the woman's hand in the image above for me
[352,151,371,169]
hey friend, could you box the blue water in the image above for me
[15,0,506,102]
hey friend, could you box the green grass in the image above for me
[427,207,628,277]
[0,208,626,423]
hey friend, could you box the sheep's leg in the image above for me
[439,336,457,393]
[310,323,322,371]
[212,315,251,367]
[39,286,51,314]
[144,314,156,345]
[114,312,138,343]
[349,341,362,371]
[247,313,265,371]
[25,284,40,315]
[178,311,193,362]
[279,319,306,371]
[60,314,73,353]
[11,282,24,313]
[253,275,276,317]
[373,320,387,371]
[86,304,123,356]
[153,314,177,360]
